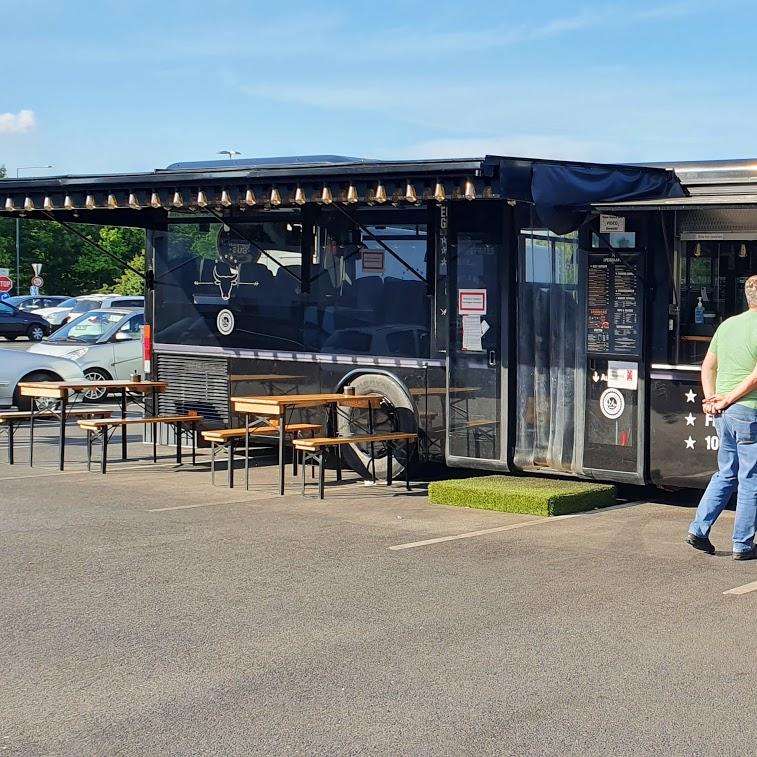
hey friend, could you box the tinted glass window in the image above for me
[49,311,125,343]
[153,210,430,358]
[71,299,101,314]
[386,330,416,356]
[0,302,14,315]
[112,299,144,308]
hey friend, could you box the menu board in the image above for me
[586,252,642,356]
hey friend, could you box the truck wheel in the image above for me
[337,373,417,481]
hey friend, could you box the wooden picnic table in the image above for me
[231,393,384,495]
[18,380,167,470]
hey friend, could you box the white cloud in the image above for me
[0,109,36,135]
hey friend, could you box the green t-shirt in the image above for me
[709,309,757,409]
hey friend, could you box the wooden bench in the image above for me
[201,422,321,488]
[0,409,113,465]
[78,414,204,473]
[292,432,418,499]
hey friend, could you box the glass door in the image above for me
[446,205,509,468]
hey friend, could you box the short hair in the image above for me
[747,276,757,308]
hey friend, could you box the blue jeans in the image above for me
[689,403,757,553]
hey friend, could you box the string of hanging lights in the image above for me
[3,177,489,215]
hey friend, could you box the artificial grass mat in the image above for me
[428,475,616,517]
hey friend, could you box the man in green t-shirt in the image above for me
[687,275,757,560]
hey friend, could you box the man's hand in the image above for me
[703,395,724,415]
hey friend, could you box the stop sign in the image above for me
[0,276,13,293]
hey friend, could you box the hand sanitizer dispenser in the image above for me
[695,296,705,325]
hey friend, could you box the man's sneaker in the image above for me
[733,546,757,561]
[686,533,716,554]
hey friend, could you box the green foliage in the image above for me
[0,165,6,179]
[0,219,145,295]
[428,475,616,516]
[109,250,145,295]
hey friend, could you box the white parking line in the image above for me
[723,580,757,596]
[148,498,257,512]
[388,502,643,551]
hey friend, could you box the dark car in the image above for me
[5,295,69,312]
[0,300,51,341]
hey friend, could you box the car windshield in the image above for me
[48,311,125,343]
[70,299,102,314]
[57,298,78,308]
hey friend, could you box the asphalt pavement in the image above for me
[1,429,756,756]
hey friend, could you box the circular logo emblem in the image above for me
[216,226,253,267]
[217,308,235,336]
[599,388,625,420]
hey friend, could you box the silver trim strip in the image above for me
[651,363,700,371]
[154,342,445,369]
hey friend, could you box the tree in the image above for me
[106,250,145,295]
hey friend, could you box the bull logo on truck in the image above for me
[205,226,253,301]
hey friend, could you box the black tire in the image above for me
[337,373,417,480]
[13,372,60,411]
[27,323,46,342]
[82,369,111,402]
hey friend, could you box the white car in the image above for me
[28,308,145,401]
[36,294,144,329]
[0,347,85,410]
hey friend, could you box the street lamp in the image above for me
[217,150,241,159]
[15,165,53,296]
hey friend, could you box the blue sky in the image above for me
[1,0,756,176]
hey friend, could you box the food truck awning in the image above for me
[594,194,757,211]
[0,154,685,233]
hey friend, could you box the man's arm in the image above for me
[701,350,718,401]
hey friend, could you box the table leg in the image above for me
[29,399,35,466]
[278,408,286,496]
[8,422,15,465]
[152,388,158,462]
[58,394,68,471]
[368,403,376,483]
[245,412,250,491]
[120,389,128,461]
[176,422,183,465]
[101,429,108,474]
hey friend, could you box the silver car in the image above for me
[0,348,86,410]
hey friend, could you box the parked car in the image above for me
[63,294,144,324]
[28,308,145,401]
[0,347,85,410]
[5,295,70,312]
[34,296,81,328]
[0,301,52,341]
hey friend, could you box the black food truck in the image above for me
[4,153,752,488]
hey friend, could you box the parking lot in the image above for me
[2,423,757,756]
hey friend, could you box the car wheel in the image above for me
[82,369,111,402]
[13,372,61,412]
[27,324,46,342]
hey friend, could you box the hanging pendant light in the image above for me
[220,189,232,207]
[694,242,702,257]
[150,191,162,209]
[463,179,476,201]
[244,188,256,207]
[433,181,446,202]
[320,185,333,205]
[740,243,748,259]
[107,193,119,209]
[270,187,282,206]
[195,190,208,208]
[404,181,417,203]
[64,194,75,210]
[4,197,15,212]
[24,196,35,211]
[172,191,184,208]
[346,184,359,204]
[294,186,307,205]
[128,192,141,210]
[85,194,97,210]
[375,182,387,204]
[43,196,55,211]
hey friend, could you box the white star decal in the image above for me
[685,390,697,403]
[685,413,696,426]
[684,436,696,449]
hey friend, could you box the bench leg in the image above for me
[405,439,411,491]
[191,427,196,466]
[244,414,250,491]
[101,429,108,475]
[370,440,376,483]
[8,422,14,465]
[387,442,393,486]
[301,450,307,495]
[318,453,325,499]
[292,434,298,478]
[211,442,216,485]
[336,445,342,482]
[86,430,92,472]
[58,396,67,472]
[176,422,183,465]
[29,405,34,467]
[153,421,157,463]
[228,440,235,489]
